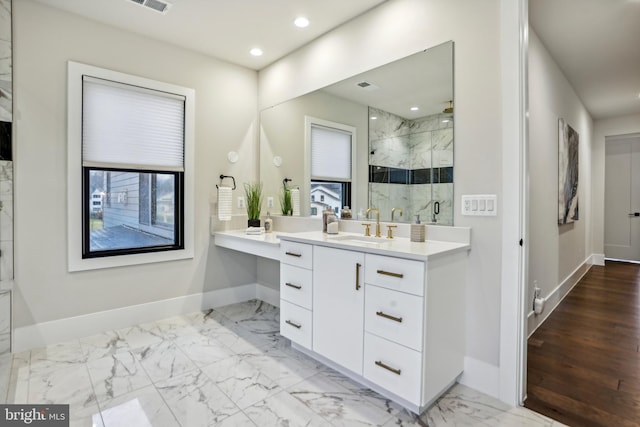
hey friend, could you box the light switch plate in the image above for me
[237,196,245,209]
[461,194,497,216]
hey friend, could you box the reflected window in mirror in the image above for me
[308,118,356,218]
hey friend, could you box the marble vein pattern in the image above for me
[0,160,13,281]
[0,0,11,122]
[2,299,565,427]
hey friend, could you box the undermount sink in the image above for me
[328,234,392,247]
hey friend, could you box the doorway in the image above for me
[604,134,640,262]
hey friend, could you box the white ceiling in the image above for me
[33,0,387,70]
[34,0,640,120]
[530,0,640,119]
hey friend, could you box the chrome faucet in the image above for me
[391,207,403,222]
[366,208,381,237]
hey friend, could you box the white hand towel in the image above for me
[290,188,301,216]
[217,186,232,221]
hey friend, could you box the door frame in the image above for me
[499,0,529,406]
[603,133,640,262]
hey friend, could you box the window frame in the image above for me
[68,61,194,272]
[82,167,184,259]
[304,116,357,216]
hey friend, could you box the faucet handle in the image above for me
[386,225,397,239]
[361,223,372,237]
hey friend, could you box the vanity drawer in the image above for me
[280,264,313,310]
[280,300,312,350]
[363,332,422,405]
[365,284,423,351]
[280,241,313,269]
[364,254,425,296]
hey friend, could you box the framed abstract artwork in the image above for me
[558,118,579,225]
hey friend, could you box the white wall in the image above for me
[260,0,505,378]
[12,0,259,328]
[527,30,594,334]
[592,112,640,256]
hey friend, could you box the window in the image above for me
[81,76,185,258]
[68,62,194,271]
[306,118,356,218]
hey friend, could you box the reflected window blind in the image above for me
[310,124,352,181]
[82,76,186,171]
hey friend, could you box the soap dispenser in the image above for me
[264,212,273,233]
[410,215,426,242]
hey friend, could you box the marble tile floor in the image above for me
[2,300,565,427]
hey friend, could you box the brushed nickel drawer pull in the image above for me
[285,251,302,258]
[285,282,302,290]
[375,360,401,375]
[376,311,403,323]
[376,269,404,279]
[356,263,362,290]
[285,320,302,329]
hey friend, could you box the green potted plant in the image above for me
[280,186,292,216]
[244,182,263,227]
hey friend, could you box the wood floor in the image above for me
[525,261,640,427]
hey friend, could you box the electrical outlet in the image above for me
[267,196,274,208]
[237,196,245,209]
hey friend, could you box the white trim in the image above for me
[605,257,640,264]
[591,253,605,266]
[67,61,195,272]
[13,284,257,352]
[255,283,280,308]
[499,0,528,407]
[458,356,500,399]
[526,256,592,337]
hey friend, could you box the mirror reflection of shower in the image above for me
[368,105,453,225]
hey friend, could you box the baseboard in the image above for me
[590,253,605,266]
[527,256,593,337]
[457,356,500,400]
[13,284,259,352]
[255,283,280,308]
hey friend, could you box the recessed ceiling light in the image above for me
[410,107,419,111]
[250,48,263,57]
[294,17,310,28]
[370,116,378,120]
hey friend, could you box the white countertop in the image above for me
[214,229,469,261]
[276,231,469,261]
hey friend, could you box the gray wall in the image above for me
[527,30,594,333]
[12,0,259,328]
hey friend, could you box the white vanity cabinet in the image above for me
[275,232,468,414]
[279,241,314,349]
[313,246,365,375]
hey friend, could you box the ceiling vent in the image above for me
[129,0,171,14]
[356,81,379,91]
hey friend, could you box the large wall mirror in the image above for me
[259,41,454,225]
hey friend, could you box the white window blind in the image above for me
[310,124,352,181]
[82,76,186,171]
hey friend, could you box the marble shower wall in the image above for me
[368,107,453,223]
[0,0,11,122]
[0,0,11,360]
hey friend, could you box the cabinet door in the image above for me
[313,246,365,375]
